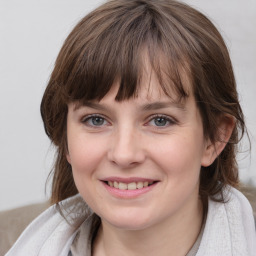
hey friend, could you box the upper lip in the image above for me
[101,177,159,183]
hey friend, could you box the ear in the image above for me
[201,115,235,167]
[66,153,71,164]
[65,142,71,164]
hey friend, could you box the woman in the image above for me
[6,0,256,255]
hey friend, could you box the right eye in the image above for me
[82,115,109,127]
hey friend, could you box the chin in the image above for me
[108,220,151,231]
[101,211,154,231]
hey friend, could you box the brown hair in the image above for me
[41,0,245,208]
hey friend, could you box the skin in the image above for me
[66,68,232,255]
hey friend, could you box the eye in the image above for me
[147,115,175,127]
[82,115,109,127]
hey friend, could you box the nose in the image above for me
[107,126,146,168]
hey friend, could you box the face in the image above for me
[66,72,212,231]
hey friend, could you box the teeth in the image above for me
[137,182,143,189]
[107,181,154,190]
[128,182,136,190]
[114,181,119,188]
[119,182,127,190]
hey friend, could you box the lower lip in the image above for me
[102,182,158,199]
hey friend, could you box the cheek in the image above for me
[67,135,106,207]
[151,133,204,177]
[67,134,106,175]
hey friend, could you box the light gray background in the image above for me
[0,0,255,211]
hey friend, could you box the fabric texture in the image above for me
[0,201,49,256]
[5,186,256,256]
[69,215,205,256]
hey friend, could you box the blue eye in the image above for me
[148,115,174,127]
[82,115,108,127]
[153,117,168,126]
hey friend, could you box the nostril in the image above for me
[107,139,146,168]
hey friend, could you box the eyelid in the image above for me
[81,114,111,126]
[81,113,104,121]
[145,114,177,127]
[80,113,177,128]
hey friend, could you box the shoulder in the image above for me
[0,201,49,255]
[5,194,90,256]
[222,186,255,220]
[240,185,256,222]
[197,186,256,256]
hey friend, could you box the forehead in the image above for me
[74,64,191,112]
[73,50,192,110]
[142,54,191,100]
[114,67,188,103]
[72,85,189,116]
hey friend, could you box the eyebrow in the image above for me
[74,102,107,111]
[141,101,186,111]
[74,101,186,112]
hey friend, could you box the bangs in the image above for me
[55,0,191,104]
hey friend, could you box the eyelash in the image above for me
[81,114,110,128]
[146,114,176,128]
[81,114,176,128]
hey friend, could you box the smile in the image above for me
[107,181,154,190]
[101,177,159,198]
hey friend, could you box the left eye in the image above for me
[148,116,174,127]
[82,115,108,127]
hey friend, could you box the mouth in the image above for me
[104,180,157,190]
[101,178,159,198]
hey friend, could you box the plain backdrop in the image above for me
[0,0,255,211]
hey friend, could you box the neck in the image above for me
[92,197,204,256]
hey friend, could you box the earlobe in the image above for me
[65,139,71,164]
[201,115,235,167]
[66,153,71,164]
